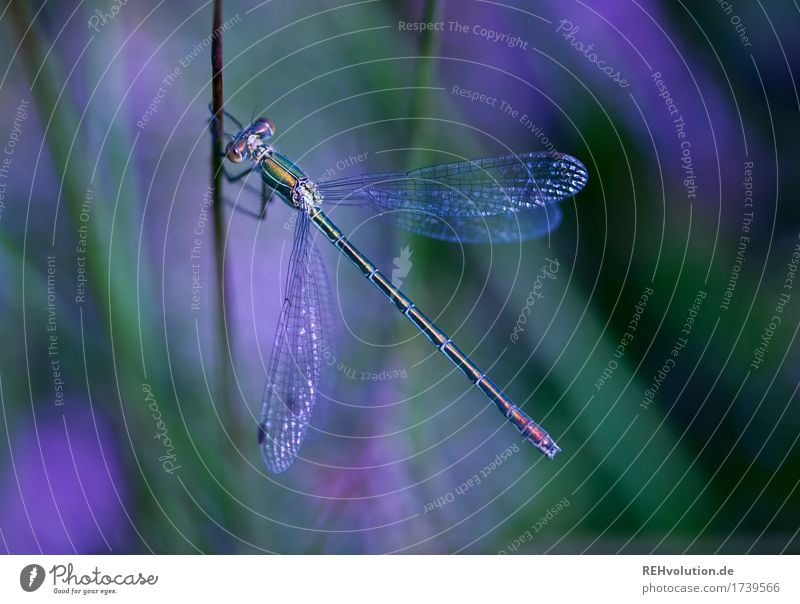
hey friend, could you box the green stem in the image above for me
[7,1,203,547]
[407,0,440,163]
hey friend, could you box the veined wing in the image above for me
[319,152,587,213]
[374,204,563,244]
[317,152,586,243]
[259,211,334,473]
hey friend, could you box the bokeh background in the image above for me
[0,0,798,554]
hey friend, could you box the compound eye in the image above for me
[225,139,246,163]
[252,117,275,139]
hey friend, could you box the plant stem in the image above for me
[408,0,440,164]
[210,0,239,441]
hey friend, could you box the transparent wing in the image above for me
[318,152,587,242]
[373,204,563,244]
[258,211,334,473]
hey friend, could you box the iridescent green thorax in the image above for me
[247,137,319,209]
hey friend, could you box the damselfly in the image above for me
[219,114,588,473]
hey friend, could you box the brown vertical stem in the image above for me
[210,0,239,440]
[209,0,251,546]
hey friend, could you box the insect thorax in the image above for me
[291,179,322,211]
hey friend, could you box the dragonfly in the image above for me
[219,113,588,473]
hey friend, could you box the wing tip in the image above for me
[555,152,590,193]
[260,444,294,474]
